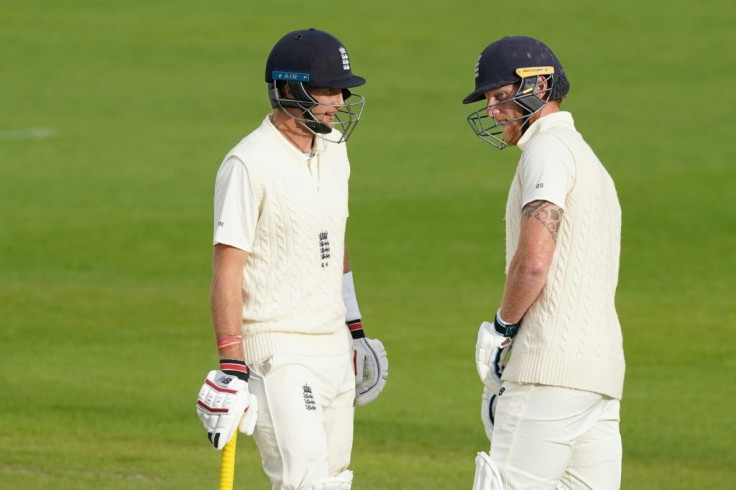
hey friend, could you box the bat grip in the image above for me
[219,434,238,490]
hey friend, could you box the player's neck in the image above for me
[538,100,561,118]
[271,111,314,153]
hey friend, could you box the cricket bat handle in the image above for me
[219,434,238,490]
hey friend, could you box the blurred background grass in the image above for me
[1,0,734,488]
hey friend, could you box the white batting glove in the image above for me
[348,320,389,406]
[480,384,498,442]
[196,359,258,450]
[475,313,517,393]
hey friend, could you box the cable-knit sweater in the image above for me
[215,116,351,362]
[502,112,626,399]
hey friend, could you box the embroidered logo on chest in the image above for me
[319,231,331,268]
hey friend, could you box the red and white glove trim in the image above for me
[347,319,365,339]
[219,358,249,381]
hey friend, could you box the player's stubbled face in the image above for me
[484,83,524,146]
[307,87,344,128]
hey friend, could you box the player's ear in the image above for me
[534,75,549,96]
[283,82,294,99]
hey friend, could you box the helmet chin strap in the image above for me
[301,113,332,135]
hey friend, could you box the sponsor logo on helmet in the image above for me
[272,71,310,82]
[474,54,482,79]
[339,47,350,71]
[515,66,555,77]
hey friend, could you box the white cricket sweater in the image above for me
[502,112,626,399]
[216,116,351,362]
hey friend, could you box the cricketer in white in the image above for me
[195,28,388,490]
[465,36,625,489]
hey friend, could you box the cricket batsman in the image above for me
[464,36,626,489]
[195,28,389,490]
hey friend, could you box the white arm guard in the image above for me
[475,321,513,393]
[353,337,389,406]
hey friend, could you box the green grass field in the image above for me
[1,1,734,488]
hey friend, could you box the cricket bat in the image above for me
[219,435,238,490]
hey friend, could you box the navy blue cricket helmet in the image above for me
[265,28,365,90]
[463,36,569,105]
[463,36,570,149]
[265,28,366,140]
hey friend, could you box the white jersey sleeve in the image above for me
[518,134,575,210]
[213,156,259,251]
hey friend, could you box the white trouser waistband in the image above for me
[243,328,351,363]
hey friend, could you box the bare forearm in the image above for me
[499,200,561,324]
[211,277,244,359]
[499,256,548,324]
[211,245,248,360]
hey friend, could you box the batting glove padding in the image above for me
[196,361,258,450]
[475,320,513,393]
[352,336,389,406]
[480,384,498,442]
[472,452,504,490]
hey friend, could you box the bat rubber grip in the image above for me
[219,435,237,490]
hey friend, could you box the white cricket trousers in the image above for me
[491,382,622,490]
[248,347,355,490]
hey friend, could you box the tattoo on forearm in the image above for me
[522,201,564,241]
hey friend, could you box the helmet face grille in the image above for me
[466,108,509,150]
[270,82,365,144]
[465,75,552,150]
